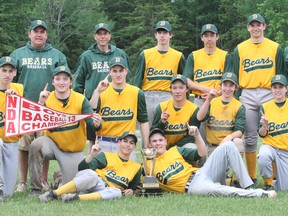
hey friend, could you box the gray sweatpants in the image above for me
[188,141,266,197]
[240,88,273,152]
[258,144,288,191]
[74,169,121,200]
[28,136,84,190]
[0,139,18,197]
[144,90,172,127]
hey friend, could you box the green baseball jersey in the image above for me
[78,152,141,190]
[151,99,200,148]
[206,97,245,145]
[96,84,148,137]
[11,42,68,102]
[133,47,185,91]
[0,83,23,143]
[183,48,231,95]
[45,90,96,152]
[146,146,200,193]
[260,99,288,151]
[73,44,131,100]
[233,38,285,89]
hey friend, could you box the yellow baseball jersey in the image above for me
[237,38,279,89]
[96,152,141,190]
[262,99,288,150]
[191,48,227,95]
[141,47,182,91]
[0,83,23,143]
[97,84,139,137]
[159,99,198,147]
[206,97,243,145]
[45,90,87,152]
[147,147,198,193]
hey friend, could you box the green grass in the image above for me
[1,139,287,216]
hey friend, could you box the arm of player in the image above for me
[160,107,170,124]
[85,142,102,164]
[38,83,50,105]
[187,123,207,157]
[197,86,218,121]
[140,122,150,148]
[187,78,211,93]
[259,111,269,137]
[220,130,243,144]
[5,89,19,95]
[89,74,110,109]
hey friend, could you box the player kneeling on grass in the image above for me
[258,74,288,191]
[39,131,141,202]
[147,127,277,198]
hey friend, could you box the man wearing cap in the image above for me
[151,74,216,149]
[11,19,68,193]
[90,56,150,161]
[147,127,277,198]
[258,74,288,191]
[233,14,286,186]
[74,23,131,148]
[38,131,141,202]
[0,56,23,201]
[28,66,102,195]
[133,20,186,126]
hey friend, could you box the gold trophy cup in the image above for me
[137,148,162,196]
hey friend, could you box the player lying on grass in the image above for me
[38,131,141,202]
[146,127,277,198]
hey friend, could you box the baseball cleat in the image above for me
[39,190,58,202]
[262,190,277,198]
[61,193,79,203]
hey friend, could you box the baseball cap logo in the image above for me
[275,75,281,80]
[115,57,121,63]
[252,14,258,19]
[206,24,211,29]
[60,66,65,71]
[37,20,43,25]
[5,57,11,63]
[227,73,232,78]
[160,21,166,26]
[99,23,104,27]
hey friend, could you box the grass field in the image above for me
[2,139,287,216]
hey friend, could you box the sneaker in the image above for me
[251,178,258,188]
[262,190,277,198]
[29,189,42,196]
[230,180,241,188]
[262,183,275,191]
[15,183,27,193]
[61,193,79,203]
[39,190,58,203]
[0,188,4,202]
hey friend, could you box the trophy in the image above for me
[137,148,162,196]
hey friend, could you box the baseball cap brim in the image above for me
[149,128,165,139]
[119,132,138,143]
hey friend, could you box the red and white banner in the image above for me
[5,94,92,137]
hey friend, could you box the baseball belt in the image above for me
[98,136,119,143]
[185,172,196,193]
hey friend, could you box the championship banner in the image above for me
[5,94,93,137]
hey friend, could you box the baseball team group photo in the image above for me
[1,0,288,215]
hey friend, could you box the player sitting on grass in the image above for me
[38,131,141,202]
[146,127,277,198]
[258,74,288,191]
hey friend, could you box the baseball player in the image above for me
[133,20,186,126]
[38,131,141,202]
[233,14,286,186]
[147,127,277,198]
[73,23,131,148]
[183,24,231,163]
[89,57,150,161]
[258,74,288,191]
[151,74,216,149]
[28,66,101,195]
[11,20,68,192]
[0,56,23,201]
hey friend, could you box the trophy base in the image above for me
[136,185,163,197]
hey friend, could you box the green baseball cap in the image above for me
[30,20,47,30]
[53,66,72,78]
[149,128,165,139]
[171,74,188,86]
[247,14,265,24]
[0,56,17,68]
[109,57,128,69]
[155,20,172,32]
[221,72,238,85]
[95,23,111,33]
[119,131,138,143]
[201,24,218,34]
[271,74,287,86]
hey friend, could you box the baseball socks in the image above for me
[78,192,102,201]
[54,180,77,196]
[245,152,257,180]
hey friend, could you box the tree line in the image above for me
[0,0,287,73]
